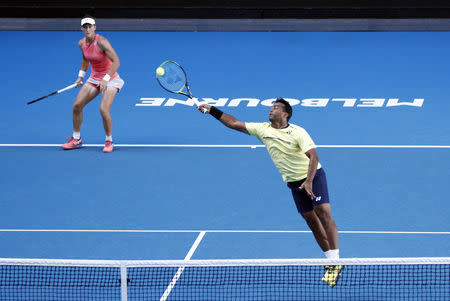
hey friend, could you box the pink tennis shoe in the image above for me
[103,141,114,153]
[61,137,82,150]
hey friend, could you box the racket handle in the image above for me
[58,83,77,93]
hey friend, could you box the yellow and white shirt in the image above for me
[245,122,321,182]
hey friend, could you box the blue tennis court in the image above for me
[0,30,449,300]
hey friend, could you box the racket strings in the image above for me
[156,62,187,93]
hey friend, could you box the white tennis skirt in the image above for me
[87,75,125,91]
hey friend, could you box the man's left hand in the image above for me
[300,180,315,200]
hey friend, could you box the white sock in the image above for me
[73,132,81,140]
[324,249,340,259]
[105,136,113,142]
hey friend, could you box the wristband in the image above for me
[102,74,111,82]
[78,70,86,78]
[209,106,223,120]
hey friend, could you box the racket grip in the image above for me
[58,83,77,93]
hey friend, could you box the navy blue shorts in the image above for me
[287,168,330,214]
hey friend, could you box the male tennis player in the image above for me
[62,15,124,153]
[198,98,343,286]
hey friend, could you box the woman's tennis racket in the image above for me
[155,60,208,113]
[27,83,77,105]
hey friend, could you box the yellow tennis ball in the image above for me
[156,67,165,76]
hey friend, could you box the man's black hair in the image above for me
[275,97,292,121]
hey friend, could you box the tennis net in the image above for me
[1,257,449,300]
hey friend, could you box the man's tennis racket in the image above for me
[155,60,208,113]
[27,83,77,105]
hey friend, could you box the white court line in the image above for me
[160,231,206,301]
[0,144,449,148]
[0,229,448,234]
[318,145,450,148]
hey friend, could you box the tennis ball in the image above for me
[156,67,165,76]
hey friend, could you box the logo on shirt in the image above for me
[315,196,322,202]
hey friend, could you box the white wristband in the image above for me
[102,74,111,82]
[78,70,86,78]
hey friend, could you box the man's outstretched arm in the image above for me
[198,104,249,134]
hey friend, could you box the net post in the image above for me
[120,263,128,301]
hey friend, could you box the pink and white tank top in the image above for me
[81,34,118,81]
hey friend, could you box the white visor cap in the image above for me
[81,18,95,26]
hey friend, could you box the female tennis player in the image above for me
[62,15,124,153]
